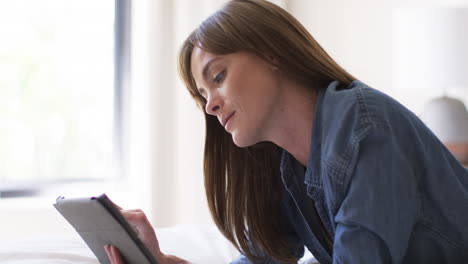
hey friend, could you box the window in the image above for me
[0,0,130,196]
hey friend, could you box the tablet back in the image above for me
[54,194,159,264]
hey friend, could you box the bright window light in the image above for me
[0,0,120,186]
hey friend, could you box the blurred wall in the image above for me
[288,0,468,113]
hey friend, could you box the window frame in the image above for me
[0,0,132,198]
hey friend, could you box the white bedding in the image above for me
[0,225,316,263]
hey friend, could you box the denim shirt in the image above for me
[231,80,468,264]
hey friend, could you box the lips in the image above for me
[221,111,235,128]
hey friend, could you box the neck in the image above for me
[266,81,317,167]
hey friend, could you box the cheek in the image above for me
[235,73,275,106]
[227,63,280,134]
[243,77,279,116]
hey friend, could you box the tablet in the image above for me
[54,194,160,264]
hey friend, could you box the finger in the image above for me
[104,245,110,258]
[121,210,149,223]
[165,254,191,263]
[105,245,116,264]
[121,209,144,215]
[110,246,126,264]
[120,210,152,230]
[120,210,144,220]
[120,211,144,231]
[121,208,143,212]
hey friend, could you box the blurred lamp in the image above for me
[420,97,468,164]
[392,7,468,165]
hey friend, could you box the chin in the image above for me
[231,131,259,148]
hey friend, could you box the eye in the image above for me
[213,70,226,84]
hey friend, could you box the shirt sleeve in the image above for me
[333,127,421,264]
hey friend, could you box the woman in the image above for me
[106,0,468,263]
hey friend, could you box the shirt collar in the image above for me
[280,80,341,188]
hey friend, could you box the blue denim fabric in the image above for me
[231,80,468,264]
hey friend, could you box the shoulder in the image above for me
[314,81,427,211]
[317,80,425,147]
[320,80,405,136]
[315,80,424,177]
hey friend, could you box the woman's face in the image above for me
[190,47,284,147]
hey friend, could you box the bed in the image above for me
[0,224,317,263]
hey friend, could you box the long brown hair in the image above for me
[178,0,355,263]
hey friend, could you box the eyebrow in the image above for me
[202,57,221,82]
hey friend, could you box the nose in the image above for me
[205,93,222,115]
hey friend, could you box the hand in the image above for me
[103,205,190,264]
